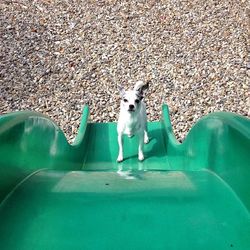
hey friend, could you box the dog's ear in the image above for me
[141,81,149,94]
[118,85,126,97]
[134,80,149,94]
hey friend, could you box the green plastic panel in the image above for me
[1,170,249,250]
[0,104,249,249]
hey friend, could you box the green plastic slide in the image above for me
[0,104,249,250]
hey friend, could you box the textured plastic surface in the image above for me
[0,104,249,249]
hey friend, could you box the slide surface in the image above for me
[0,105,250,249]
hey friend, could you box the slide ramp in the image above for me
[0,104,249,249]
[82,121,169,170]
[1,169,249,250]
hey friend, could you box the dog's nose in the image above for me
[129,104,135,110]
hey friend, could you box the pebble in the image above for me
[0,0,249,143]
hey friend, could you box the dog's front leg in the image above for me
[138,131,144,161]
[117,132,124,162]
[144,130,149,144]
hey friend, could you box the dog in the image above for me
[117,81,149,162]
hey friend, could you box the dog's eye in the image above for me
[123,98,128,103]
[135,99,140,104]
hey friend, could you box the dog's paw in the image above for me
[138,153,144,161]
[117,155,124,163]
[144,132,150,144]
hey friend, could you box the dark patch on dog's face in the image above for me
[135,92,143,101]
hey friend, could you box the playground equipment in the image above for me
[0,104,249,249]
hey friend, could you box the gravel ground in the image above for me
[1,0,249,142]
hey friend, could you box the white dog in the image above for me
[117,81,149,162]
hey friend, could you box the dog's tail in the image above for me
[134,80,149,93]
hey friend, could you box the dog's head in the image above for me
[119,81,149,112]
